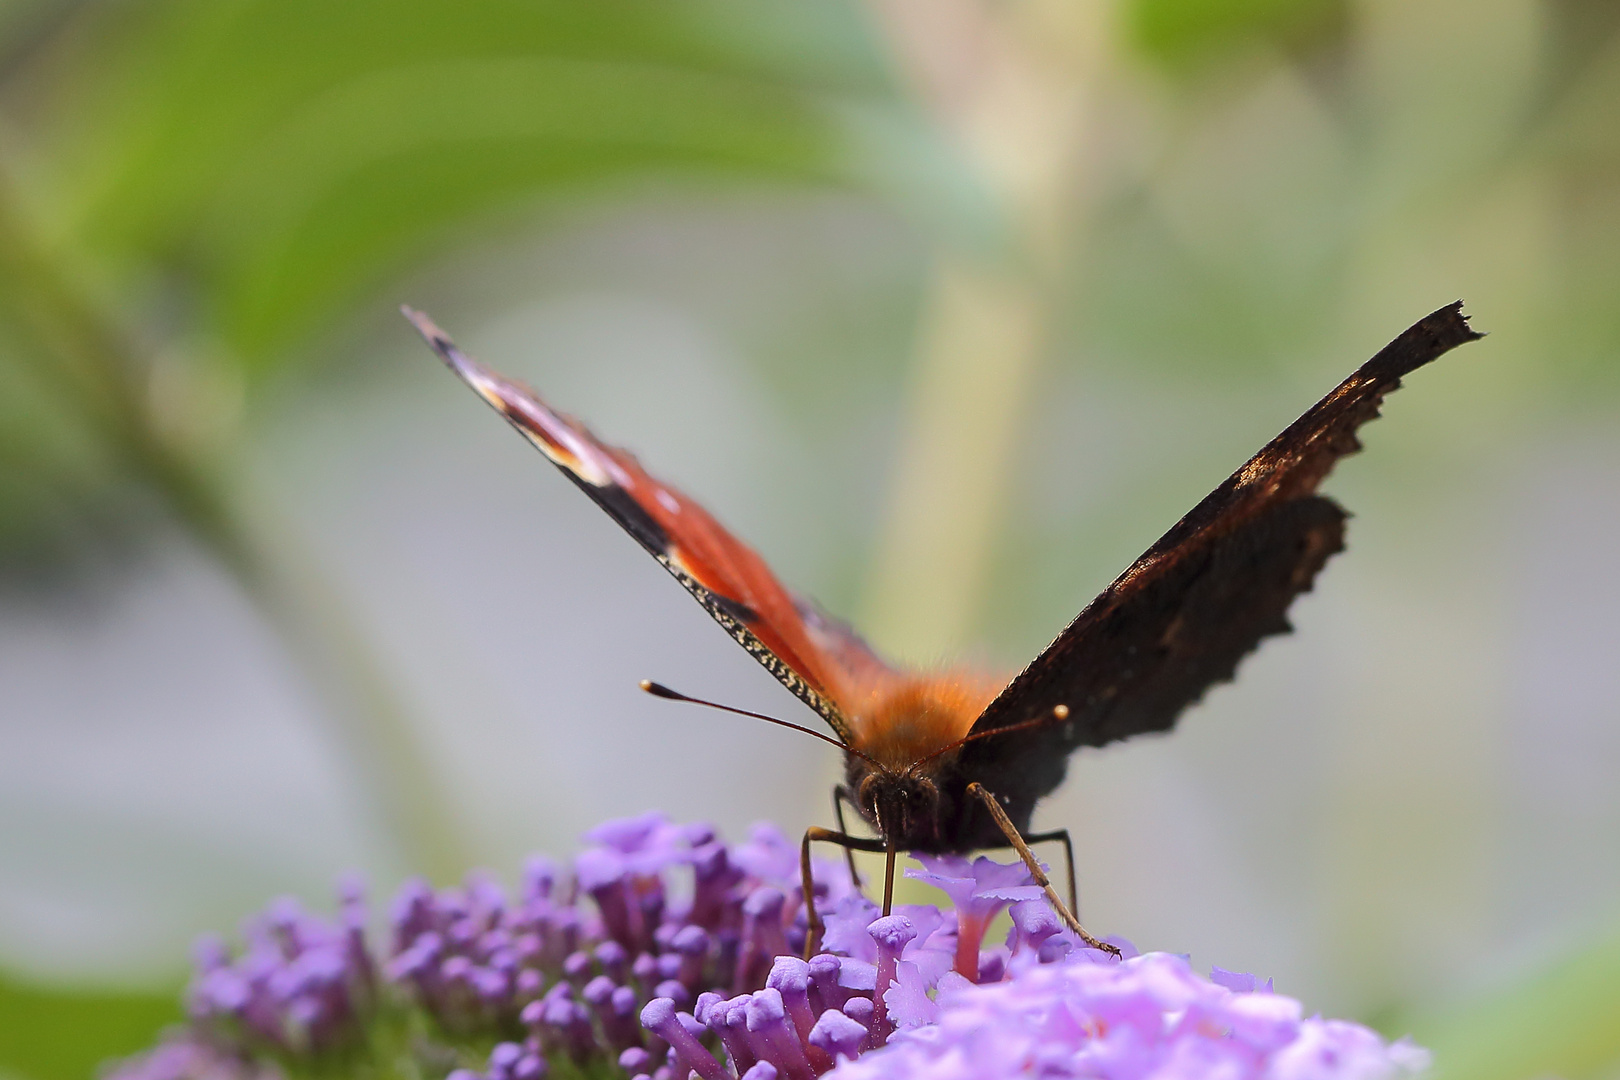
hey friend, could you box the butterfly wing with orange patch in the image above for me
[405,306,882,744]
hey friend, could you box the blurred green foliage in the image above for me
[1126,0,1346,67]
[0,0,909,575]
[0,971,180,1080]
[45,0,887,363]
[1394,921,1620,1080]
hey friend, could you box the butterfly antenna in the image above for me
[639,680,882,767]
[902,704,1072,777]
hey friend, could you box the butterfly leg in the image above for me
[800,826,888,959]
[831,786,865,891]
[1020,828,1077,914]
[966,783,1120,958]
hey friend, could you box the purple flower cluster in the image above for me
[109,813,1430,1080]
[623,894,1129,1080]
[416,815,885,1080]
[186,879,375,1055]
[831,949,1431,1080]
[387,813,855,1058]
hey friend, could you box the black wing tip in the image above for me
[1437,299,1486,341]
[1364,300,1485,383]
[1416,300,1484,347]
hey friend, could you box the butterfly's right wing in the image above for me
[956,303,1482,817]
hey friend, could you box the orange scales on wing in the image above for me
[514,406,843,707]
[621,465,1012,771]
[623,468,840,701]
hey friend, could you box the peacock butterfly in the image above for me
[406,302,1481,953]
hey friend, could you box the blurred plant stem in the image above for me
[0,172,471,883]
[859,0,1103,662]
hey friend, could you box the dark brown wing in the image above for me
[404,306,869,743]
[955,302,1482,819]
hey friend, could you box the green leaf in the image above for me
[1124,0,1346,68]
[0,969,181,1080]
[24,0,903,366]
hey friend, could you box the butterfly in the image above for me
[406,301,1480,954]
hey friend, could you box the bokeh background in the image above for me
[2,1,1619,1077]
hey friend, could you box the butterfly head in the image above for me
[852,765,943,850]
[830,674,1003,847]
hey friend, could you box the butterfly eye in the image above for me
[856,773,882,817]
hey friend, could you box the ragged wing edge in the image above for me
[968,300,1484,742]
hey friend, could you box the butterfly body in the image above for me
[846,676,997,773]
[407,302,1481,916]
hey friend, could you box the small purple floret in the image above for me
[743,987,814,1080]
[866,914,916,1047]
[808,1008,868,1062]
[640,997,727,1080]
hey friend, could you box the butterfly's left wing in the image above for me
[404,307,864,744]
[956,303,1482,821]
